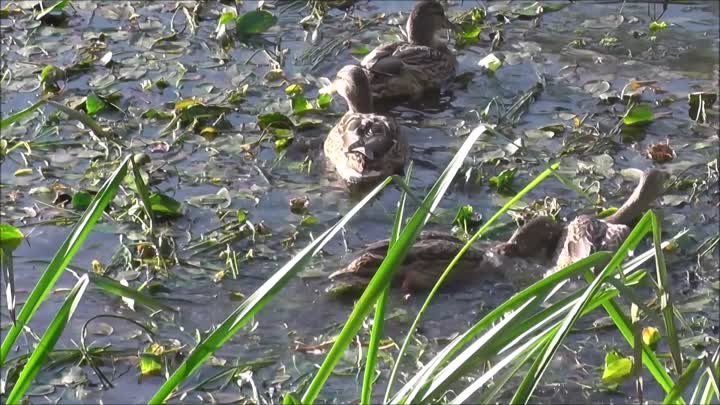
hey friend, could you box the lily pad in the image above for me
[601,351,633,385]
[478,53,503,73]
[291,95,313,115]
[149,193,183,218]
[0,223,24,252]
[258,112,294,130]
[236,10,277,35]
[85,92,107,115]
[623,104,653,126]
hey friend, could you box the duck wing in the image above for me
[361,42,403,75]
[553,216,609,269]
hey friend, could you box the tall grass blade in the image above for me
[301,124,487,404]
[0,156,130,365]
[149,177,395,404]
[5,275,89,404]
[510,212,654,404]
[664,358,702,405]
[361,164,412,405]
[385,163,559,401]
[87,273,175,313]
[650,212,683,374]
[0,99,45,130]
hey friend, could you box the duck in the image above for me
[327,216,564,296]
[552,169,668,271]
[324,65,409,184]
[360,0,458,102]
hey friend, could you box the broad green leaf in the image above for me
[5,275,89,404]
[479,53,503,72]
[72,191,93,210]
[0,223,24,259]
[649,20,668,33]
[316,93,332,109]
[218,11,236,26]
[236,10,277,34]
[602,351,634,385]
[148,193,182,218]
[624,104,654,126]
[140,353,162,376]
[291,95,313,115]
[285,84,303,97]
[257,112,294,130]
[489,167,517,194]
[351,46,370,56]
[85,93,107,115]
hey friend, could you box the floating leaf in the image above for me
[258,112,294,130]
[285,84,303,97]
[478,53,503,73]
[351,47,370,56]
[649,21,668,34]
[85,93,106,115]
[316,93,332,109]
[456,25,481,47]
[601,351,633,385]
[236,10,277,35]
[149,193,183,218]
[200,127,219,140]
[452,205,481,232]
[0,224,24,252]
[72,191,93,210]
[140,353,162,376]
[291,95,313,115]
[624,104,654,126]
[218,11,236,26]
[14,168,32,177]
[489,168,517,194]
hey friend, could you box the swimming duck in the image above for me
[361,0,457,102]
[552,169,668,270]
[324,65,409,184]
[328,216,563,295]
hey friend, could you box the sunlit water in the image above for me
[1,1,718,404]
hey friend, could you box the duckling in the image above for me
[328,216,563,295]
[361,0,457,102]
[324,65,409,184]
[553,169,668,270]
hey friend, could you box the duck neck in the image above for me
[407,18,435,46]
[344,83,374,114]
[606,176,658,225]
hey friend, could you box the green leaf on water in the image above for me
[624,104,654,126]
[351,46,370,56]
[478,53,503,72]
[489,168,517,194]
[85,93,106,116]
[72,191,93,210]
[140,353,162,376]
[285,84,303,97]
[456,25,482,47]
[649,20,668,33]
[452,205,480,232]
[236,10,277,35]
[1,99,45,130]
[40,65,57,84]
[642,326,661,349]
[316,93,332,109]
[148,193,183,218]
[0,223,24,252]
[218,11,236,26]
[258,112,294,130]
[291,95,313,115]
[602,351,634,385]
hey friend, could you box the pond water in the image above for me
[1,0,719,404]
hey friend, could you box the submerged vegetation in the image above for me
[1,1,718,404]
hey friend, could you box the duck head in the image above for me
[406,1,456,46]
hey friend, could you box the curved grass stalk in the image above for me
[383,163,559,402]
[360,164,413,404]
[149,176,396,404]
[5,275,89,404]
[299,124,488,404]
[1,156,130,366]
[510,211,679,404]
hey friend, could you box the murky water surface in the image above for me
[1,1,718,403]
